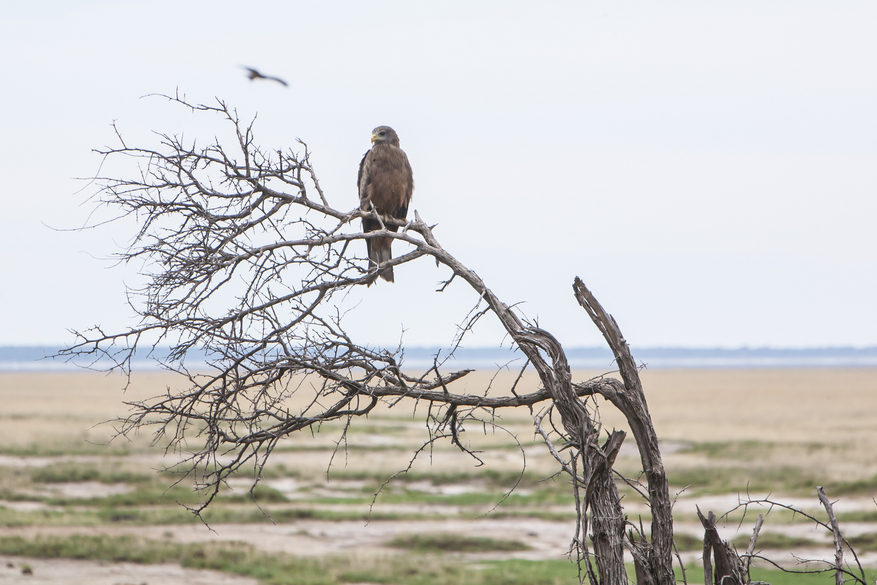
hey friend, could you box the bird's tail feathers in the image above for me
[368,237,395,283]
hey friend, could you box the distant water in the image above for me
[404,346,877,369]
[2,345,877,372]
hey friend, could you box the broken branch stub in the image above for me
[697,507,745,585]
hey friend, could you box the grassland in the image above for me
[1,368,876,583]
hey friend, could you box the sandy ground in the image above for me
[3,367,876,445]
[2,368,876,583]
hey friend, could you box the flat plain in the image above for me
[1,367,876,584]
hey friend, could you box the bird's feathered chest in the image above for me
[358,144,414,217]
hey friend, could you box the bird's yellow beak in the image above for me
[371,133,377,143]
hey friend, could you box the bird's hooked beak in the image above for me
[371,132,378,144]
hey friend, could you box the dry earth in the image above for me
[1,368,876,583]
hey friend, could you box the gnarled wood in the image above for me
[587,430,628,585]
[573,278,675,585]
[698,507,745,585]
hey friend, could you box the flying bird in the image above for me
[241,66,288,87]
[358,126,414,283]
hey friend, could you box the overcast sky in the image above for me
[1,1,875,351]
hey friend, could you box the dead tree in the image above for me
[697,489,872,585]
[64,94,677,585]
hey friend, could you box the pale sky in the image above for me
[1,1,875,350]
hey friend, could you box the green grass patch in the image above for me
[272,443,408,453]
[732,532,824,550]
[0,441,158,457]
[317,468,551,489]
[676,440,835,460]
[846,532,877,552]
[680,563,876,585]
[671,532,704,551]
[0,506,105,528]
[677,440,775,459]
[387,533,531,552]
[481,509,576,522]
[677,506,877,527]
[0,534,184,564]
[343,424,411,434]
[631,532,703,553]
[667,466,818,495]
[0,502,427,527]
[374,487,573,508]
[473,559,587,584]
[219,484,290,504]
[42,483,203,507]
[0,445,120,457]
[822,474,877,496]
[0,489,41,503]
[259,464,302,479]
[838,509,877,522]
[305,495,372,505]
[31,464,150,484]
[40,481,287,507]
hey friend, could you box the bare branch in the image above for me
[534,409,584,484]
[818,486,846,585]
[742,513,764,577]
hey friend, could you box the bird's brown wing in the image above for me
[357,150,372,210]
[391,149,413,221]
[365,146,413,221]
[358,148,385,280]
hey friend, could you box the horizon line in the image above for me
[1,343,877,351]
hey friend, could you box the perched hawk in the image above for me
[357,126,414,283]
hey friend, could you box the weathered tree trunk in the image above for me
[430,255,633,582]
[573,278,676,585]
[513,327,628,585]
[698,507,745,585]
[587,431,628,585]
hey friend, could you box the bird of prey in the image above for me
[357,126,414,283]
[241,66,288,87]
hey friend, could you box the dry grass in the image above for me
[0,371,184,449]
[2,368,877,481]
[634,368,877,445]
